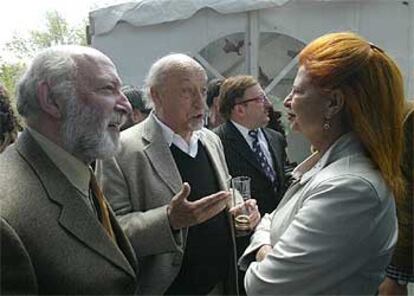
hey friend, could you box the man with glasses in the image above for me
[214,75,289,294]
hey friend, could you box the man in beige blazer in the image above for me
[0,45,139,294]
[97,53,260,295]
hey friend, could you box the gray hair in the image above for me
[16,45,90,121]
[143,53,206,109]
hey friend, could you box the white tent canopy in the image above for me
[91,0,291,35]
[90,0,414,162]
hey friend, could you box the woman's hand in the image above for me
[378,277,407,296]
[256,244,272,262]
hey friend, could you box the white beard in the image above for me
[61,98,120,163]
[188,116,204,131]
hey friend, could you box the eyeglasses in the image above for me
[234,95,269,106]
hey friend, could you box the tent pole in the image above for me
[246,10,259,79]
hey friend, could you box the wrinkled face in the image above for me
[61,53,131,163]
[154,67,207,137]
[239,83,272,129]
[284,65,328,141]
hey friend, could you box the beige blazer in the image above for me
[0,131,138,295]
[96,115,238,295]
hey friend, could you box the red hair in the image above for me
[300,32,405,201]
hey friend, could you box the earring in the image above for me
[323,118,331,130]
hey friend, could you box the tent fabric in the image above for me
[90,0,291,36]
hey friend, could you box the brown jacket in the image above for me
[0,131,139,294]
[391,101,414,271]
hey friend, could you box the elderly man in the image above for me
[97,53,260,295]
[0,45,139,294]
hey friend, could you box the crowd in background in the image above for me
[0,31,413,296]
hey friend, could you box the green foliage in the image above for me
[5,10,87,60]
[0,10,87,101]
[0,60,26,101]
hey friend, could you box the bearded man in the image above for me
[0,45,139,295]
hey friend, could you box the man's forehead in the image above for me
[167,67,206,82]
[74,54,119,80]
[75,52,112,69]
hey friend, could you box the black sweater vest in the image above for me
[165,142,232,295]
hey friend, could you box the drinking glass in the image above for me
[231,176,251,236]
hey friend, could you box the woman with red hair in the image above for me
[239,32,405,295]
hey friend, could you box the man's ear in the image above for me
[36,81,62,119]
[232,104,245,118]
[326,89,345,118]
[150,87,162,107]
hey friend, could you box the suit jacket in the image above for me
[96,115,238,295]
[390,101,414,271]
[215,121,288,216]
[239,133,398,295]
[0,130,138,295]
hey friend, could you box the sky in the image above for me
[0,0,129,60]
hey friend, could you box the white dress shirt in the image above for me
[231,120,275,170]
[153,113,204,158]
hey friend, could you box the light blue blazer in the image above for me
[239,133,397,295]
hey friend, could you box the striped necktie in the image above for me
[248,129,278,188]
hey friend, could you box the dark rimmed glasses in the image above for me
[234,95,269,106]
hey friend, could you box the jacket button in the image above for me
[172,253,182,266]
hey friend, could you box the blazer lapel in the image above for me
[57,197,136,278]
[109,209,138,276]
[16,131,136,279]
[142,117,182,194]
[224,122,266,176]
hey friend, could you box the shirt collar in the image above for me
[292,150,324,185]
[231,120,264,141]
[292,132,361,184]
[28,127,91,196]
[152,113,203,158]
[231,120,251,139]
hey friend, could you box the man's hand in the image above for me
[167,182,230,230]
[256,244,272,262]
[245,199,261,229]
[378,276,407,296]
[229,199,261,231]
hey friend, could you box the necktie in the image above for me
[248,129,278,188]
[89,168,116,241]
